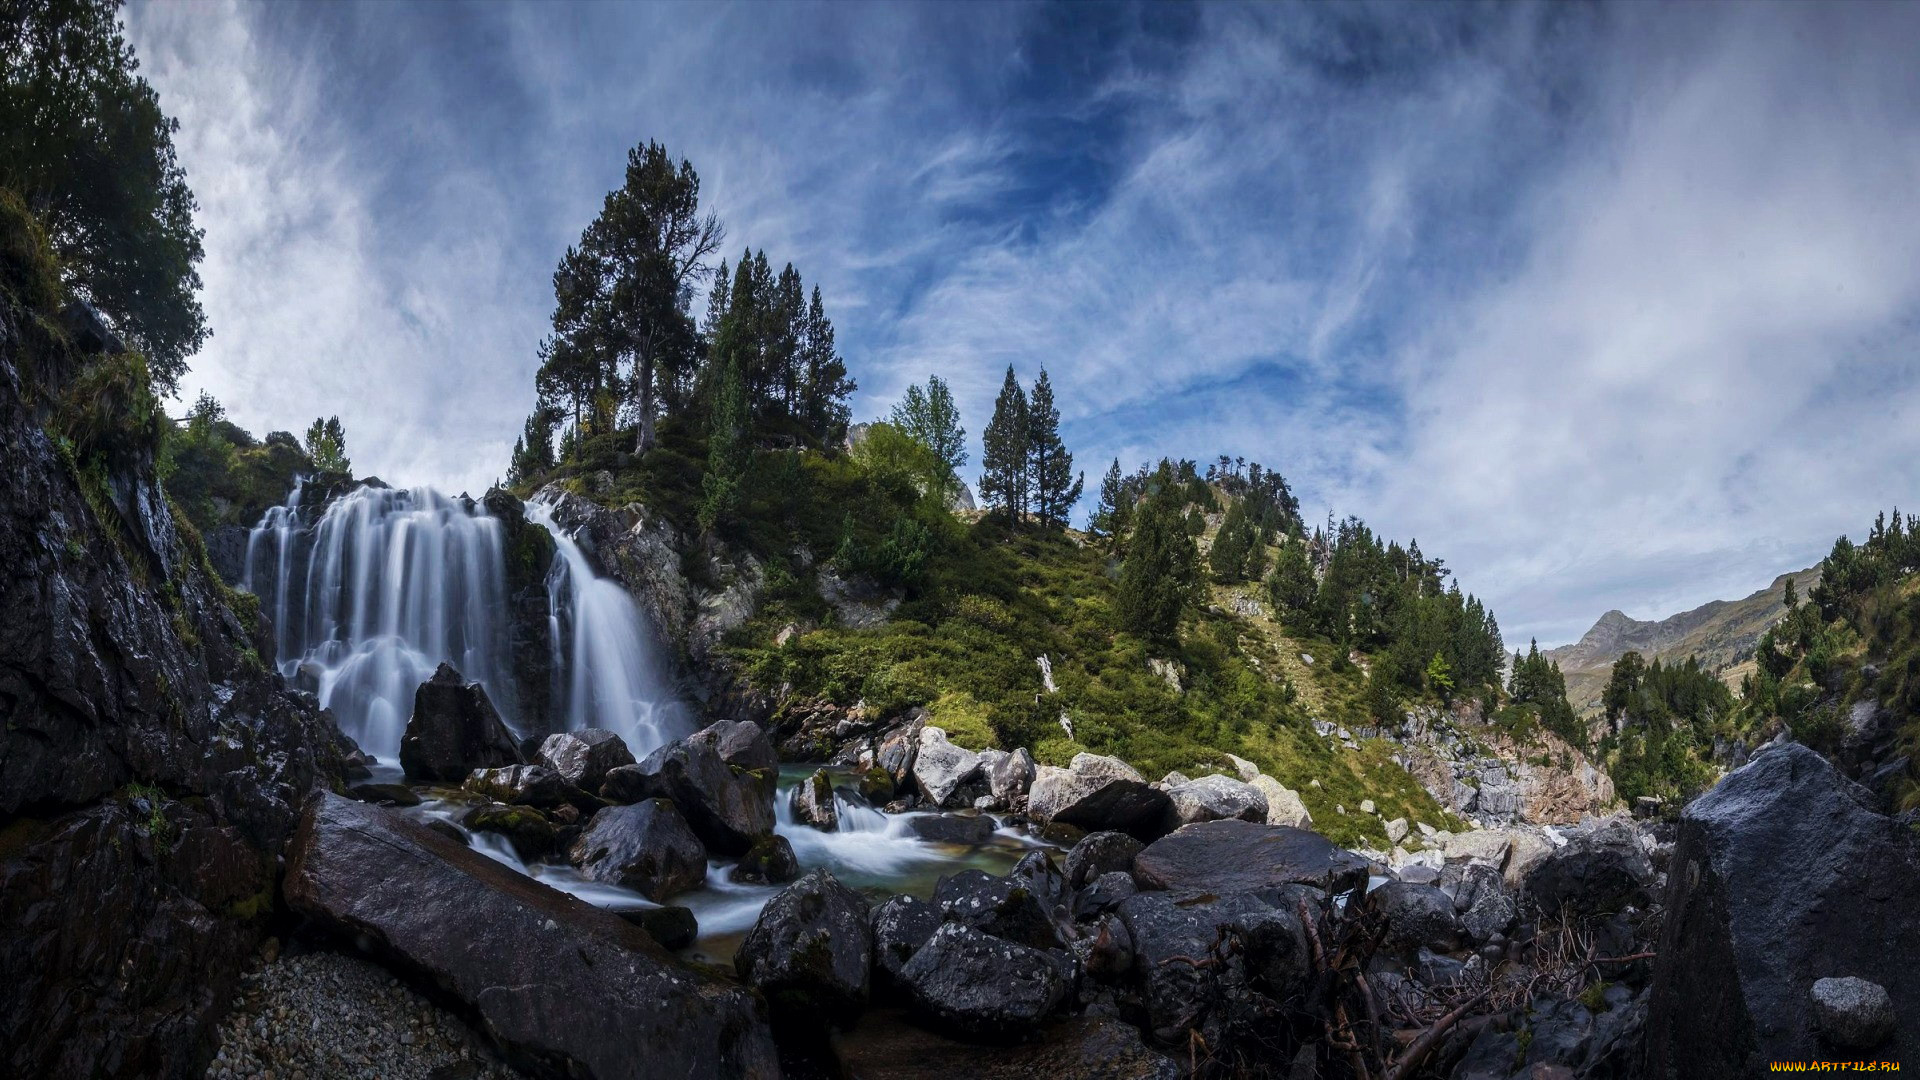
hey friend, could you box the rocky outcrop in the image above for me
[399,663,523,782]
[568,800,708,900]
[1027,753,1173,840]
[736,869,874,1029]
[1162,773,1269,828]
[534,728,634,793]
[1133,820,1370,900]
[912,726,982,808]
[482,488,557,734]
[1391,703,1616,826]
[1645,742,1920,1074]
[603,721,776,855]
[285,792,778,1078]
[0,291,353,1078]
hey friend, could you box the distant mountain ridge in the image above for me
[1549,565,1820,716]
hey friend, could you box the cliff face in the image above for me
[0,297,351,1074]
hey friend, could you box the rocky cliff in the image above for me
[0,287,353,1073]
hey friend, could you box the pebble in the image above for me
[203,946,525,1080]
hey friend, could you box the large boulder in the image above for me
[399,663,523,781]
[987,747,1036,807]
[703,718,779,773]
[933,868,1066,951]
[792,768,840,831]
[1115,891,1309,1043]
[1249,774,1313,828]
[733,834,800,886]
[568,800,708,901]
[900,923,1074,1040]
[735,869,874,1028]
[1369,882,1461,955]
[463,763,588,809]
[604,727,775,855]
[1162,774,1269,829]
[871,894,943,990]
[1027,754,1174,840]
[876,713,924,790]
[285,793,778,1078]
[1525,820,1654,916]
[907,812,996,846]
[1064,831,1144,889]
[535,728,635,793]
[460,802,555,860]
[912,726,982,808]
[1645,743,1920,1075]
[1133,820,1370,900]
[832,1012,1179,1080]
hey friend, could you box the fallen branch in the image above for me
[1385,987,1490,1080]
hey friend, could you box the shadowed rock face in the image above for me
[399,663,523,782]
[1132,820,1371,901]
[1645,742,1920,1076]
[603,723,776,855]
[285,792,779,1079]
[832,1010,1179,1080]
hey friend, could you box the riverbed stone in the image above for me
[900,923,1073,1039]
[460,802,555,860]
[1064,830,1144,889]
[1163,773,1269,829]
[989,747,1037,807]
[907,812,996,846]
[535,728,635,793]
[913,726,983,809]
[568,800,707,901]
[464,763,585,809]
[604,728,775,855]
[1810,976,1895,1050]
[933,867,1066,951]
[617,904,699,951]
[1027,754,1174,841]
[399,663,523,781]
[1133,820,1370,900]
[284,792,779,1078]
[793,768,839,831]
[871,894,943,990]
[733,834,801,886]
[736,869,874,1029]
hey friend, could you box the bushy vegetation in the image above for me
[160,392,317,532]
[1596,651,1730,804]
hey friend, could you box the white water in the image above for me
[525,499,687,759]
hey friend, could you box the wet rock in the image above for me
[1369,882,1461,955]
[534,728,635,793]
[907,812,996,846]
[1010,849,1071,915]
[933,868,1066,951]
[1115,891,1307,1042]
[1064,831,1144,889]
[568,800,707,901]
[346,782,421,807]
[424,818,469,845]
[463,763,588,809]
[832,1011,1179,1079]
[604,726,775,855]
[987,747,1036,807]
[792,768,839,831]
[901,923,1073,1040]
[1525,821,1653,915]
[1810,976,1895,1051]
[1027,754,1174,841]
[460,802,555,860]
[618,904,699,951]
[285,793,779,1078]
[399,663,523,782]
[736,869,873,1028]
[871,894,942,989]
[1073,871,1139,920]
[733,834,800,886]
[1133,820,1370,900]
[858,766,895,805]
[1162,773,1269,829]
[704,718,779,773]
[1647,743,1920,1073]
[912,726,983,809]
[876,713,924,790]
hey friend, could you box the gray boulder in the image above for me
[568,800,707,901]
[1645,742,1920,1074]
[464,763,589,809]
[933,868,1065,952]
[871,893,943,990]
[792,768,839,831]
[732,834,800,886]
[703,718,778,773]
[1116,891,1308,1043]
[1526,820,1654,915]
[906,812,995,846]
[399,663,523,781]
[1162,774,1269,829]
[1064,830,1144,889]
[735,869,873,1028]
[900,923,1073,1039]
[912,726,982,808]
[1133,820,1370,900]
[1369,882,1461,955]
[604,727,775,855]
[536,728,635,793]
[876,712,924,790]
[1811,976,1895,1051]
[1027,754,1174,840]
[988,747,1036,807]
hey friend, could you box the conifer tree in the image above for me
[698,355,749,533]
[799,285,854,447]
[1117,469,1203,643]
[1091,458,1131,543]
[980,366,1030,522]
[1267,536,1317,613]
[1026,367,1081,528]
[890,374,967,506]
[303,416,350,474]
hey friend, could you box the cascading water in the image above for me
[526,499,688,758]
[243,484,515,761]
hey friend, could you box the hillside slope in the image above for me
[1549,565,1819,716]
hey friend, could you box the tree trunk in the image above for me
[635,354,656,453]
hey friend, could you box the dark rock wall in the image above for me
[0,301,349,1077]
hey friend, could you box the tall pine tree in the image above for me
[980,366,1030,522]
[890,374,967,507]
[1117,467,1202,643]
[1091,458,1131,543]
[1026,367,1081,528]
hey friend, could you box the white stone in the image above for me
[1360,799,1376,815]
[1225,753,1261,783]
[1250,775,1313,829]
[1385,817,1409,845]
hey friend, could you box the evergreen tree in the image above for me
[1268,536,1316,612]
[507,407,557,486]
[1117,468,1202,643]
[1091,458,1131,543]
[698,355,749,533]
[1026,367,1081,528]
[799,285,854,447]
[2,0,208,388]
[1209,498,1262,583]
[890,374,967,506]
[979,366,1030,522]
[303,415,349,474]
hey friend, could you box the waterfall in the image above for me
[242,484,515,761]
[525,499,687,759]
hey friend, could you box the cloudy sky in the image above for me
[124,1,1920,647]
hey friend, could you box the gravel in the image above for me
[204,942,528,1080]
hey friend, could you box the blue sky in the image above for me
[125,1,1920,647]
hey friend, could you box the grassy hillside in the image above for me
[1550,566,1820,717]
